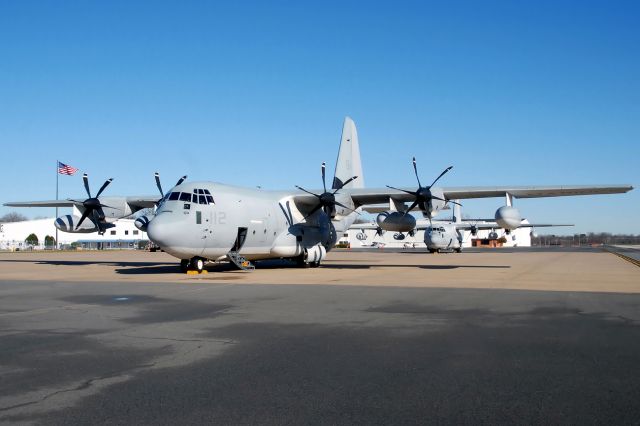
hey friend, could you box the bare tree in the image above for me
[0,212,28,222]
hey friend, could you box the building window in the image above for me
[110,230,116,235]
[133,230,139,235]
[125,230,129,235]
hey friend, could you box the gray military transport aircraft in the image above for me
[5,117,633,272]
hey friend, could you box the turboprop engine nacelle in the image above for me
[54,215,98,233]
[376,211,417,232]
[495,206,521,230]
[135,215,151,232]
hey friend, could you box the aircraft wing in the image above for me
[349,223,379,230]
[4,195,159,209]
[4,200,78,208]
[349,222,575,231]
[347,185,633,205]
[453,223,574,231]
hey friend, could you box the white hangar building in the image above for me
[0,217,148,251]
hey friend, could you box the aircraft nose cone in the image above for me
[146,214,175,247]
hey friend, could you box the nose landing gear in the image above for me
[180,257,206,273]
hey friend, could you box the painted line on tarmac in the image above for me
[604,247,640,268]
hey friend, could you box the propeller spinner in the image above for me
[296,162,359,219]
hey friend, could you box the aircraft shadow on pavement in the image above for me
[115,265,183,274]
[0,259,176,267]
[318,264,511,270]
[0,258,510,274]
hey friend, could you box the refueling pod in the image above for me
[55,215,104,233]
[494,206,521,230]
[376,211,417,232]
[304,245,326,264]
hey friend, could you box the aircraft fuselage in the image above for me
[146,181,338,262]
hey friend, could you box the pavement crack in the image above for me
[120,334,236,345]
[0,362,156,414]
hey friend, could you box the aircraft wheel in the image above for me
[180,259,189,273]
[295,254,309,268]
[455,248,462,253]
[310,260,321,268]
[190,257,204,272]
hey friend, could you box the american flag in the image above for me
[58,161,78,176]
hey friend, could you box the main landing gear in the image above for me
[294,253,321,268]
[180,257,205,273]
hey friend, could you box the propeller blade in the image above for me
[175,175,187,186]
[154,172,164,197]
[82,174,91,198]
[386,185,418,196]
[412,157,422,187]
[429,195,462,207]
[303,203,324,220]
[428,166,453,189]
[404,200,419,215]
[295,185,321,198]
[97,203,115,209]
[334,201,361,215]
[75,208,92,229]
[321,162,327,193]
[95,206,106,221]
[95,178,114,198]
[332,176,358,193]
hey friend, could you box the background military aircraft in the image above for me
[4,117,633,272]
[352,202,573,253]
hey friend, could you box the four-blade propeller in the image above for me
[154,172,187,202]
[386,157,461,216]
[67,173,114,230]
[296,162,359,219]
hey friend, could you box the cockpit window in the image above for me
[168,192,180,201]
[176,188,215,204]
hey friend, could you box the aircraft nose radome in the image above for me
[146,214,174,247]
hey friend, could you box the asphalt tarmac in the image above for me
[1,249,639,425]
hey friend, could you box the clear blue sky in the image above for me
[1,0,638,234]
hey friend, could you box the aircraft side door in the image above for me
[194,207,209,256]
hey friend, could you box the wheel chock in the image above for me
[186,270,208,275]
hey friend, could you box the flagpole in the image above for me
[55,160,59,250]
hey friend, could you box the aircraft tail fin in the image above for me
[332,117,364,190]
